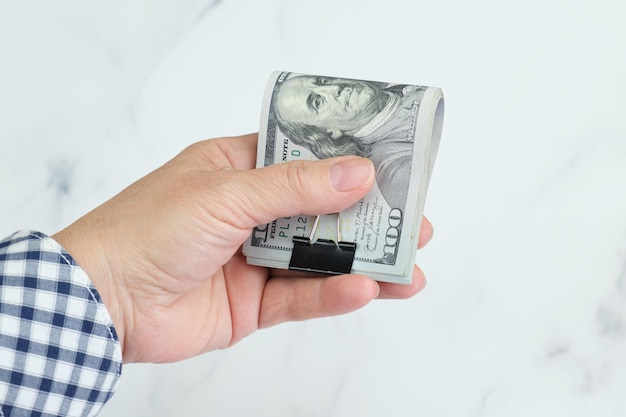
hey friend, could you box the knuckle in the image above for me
[284,162,310,197]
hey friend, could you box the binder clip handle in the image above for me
[288,214,357,275]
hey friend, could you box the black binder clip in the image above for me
[288,214,357,275]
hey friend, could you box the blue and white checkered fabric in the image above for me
[0,231,122,417]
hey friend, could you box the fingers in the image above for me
[258,274,380,329]
[418,216,433,249]
[221,156,376,230]
[376,264,427,299]
[257,263,428,328]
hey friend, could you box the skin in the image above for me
[274,76,390,139]
[53,133,432,364]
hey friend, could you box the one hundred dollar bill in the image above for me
[243,71,444,284]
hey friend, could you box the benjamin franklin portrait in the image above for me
[271,73,426,209]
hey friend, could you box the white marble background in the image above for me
[2,0,626,415]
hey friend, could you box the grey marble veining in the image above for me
[2,0,626,416]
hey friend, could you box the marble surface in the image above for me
[2,0,626,415]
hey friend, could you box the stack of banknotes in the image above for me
[243,71,444,285]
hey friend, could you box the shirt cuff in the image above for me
[0,230,122,417]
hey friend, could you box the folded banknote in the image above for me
[243,71,444,284]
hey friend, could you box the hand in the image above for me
[53,133,433,363]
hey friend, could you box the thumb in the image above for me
[226,156,375,229]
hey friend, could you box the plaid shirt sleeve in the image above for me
[0,231,122,417]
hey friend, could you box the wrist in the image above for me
[53,218,131,356]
